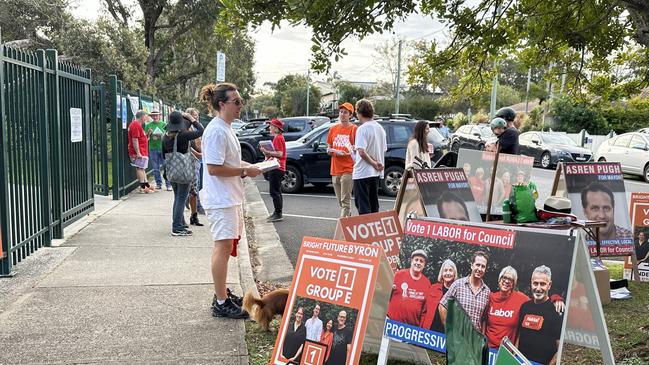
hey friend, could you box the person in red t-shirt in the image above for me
[387,249,432,326]
[327,102,357,217]
[484,266,565,349]
[260,118,286,222]
[421,259,458,332]
[128,110,153,193]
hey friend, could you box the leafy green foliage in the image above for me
[451,112,469,129]
[280,86,322,117]
[373,97,441,120]
[336,82,366,106]
[550,95,608,134]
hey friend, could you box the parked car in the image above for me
[519,132,593,169]
[595,132,649,182]
[238,116,330,163]
[281,119,449,197]
[236,118,269,134]
[450,124,493,152]
[637,127,649,134]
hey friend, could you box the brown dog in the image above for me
[242,288,290,331]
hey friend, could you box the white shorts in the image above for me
[205,205,244,241]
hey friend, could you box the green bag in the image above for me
[509,184,538,223]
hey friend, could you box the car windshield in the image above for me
[298,123,330,143]
[427,127,444,143]
[541,134,577,146]
[479,126,493,138]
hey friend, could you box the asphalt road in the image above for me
[255,167,649,267]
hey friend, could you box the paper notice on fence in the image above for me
[70,108,82,142]
[253,159,280,172]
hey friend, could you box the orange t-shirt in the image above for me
[327,123,357,176]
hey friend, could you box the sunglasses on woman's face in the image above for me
[224,98,244,106]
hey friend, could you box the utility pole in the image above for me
[306,69,310,116]
[560,65,567,94]
[395,40,402,115]
[525,67,532,114]
[490,62,498,120]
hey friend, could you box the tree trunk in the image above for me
[140,1,164,90]
[623,0,649,48]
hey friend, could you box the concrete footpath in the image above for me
[0,188,258,364]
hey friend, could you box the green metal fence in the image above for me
[0,40,94,275]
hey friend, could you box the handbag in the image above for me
[164,134,194,184]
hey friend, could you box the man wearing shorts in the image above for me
[199,82,262,319]
[127,110,153,193]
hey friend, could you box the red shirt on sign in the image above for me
[484,291,530,348]
[128,120,148,157]
[387,269,431,326]
[272,134,286,171]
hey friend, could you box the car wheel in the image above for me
[451,142,459,152]
[598,157,606,162]
[281,165,303,194]
[540,152,552,169]
[381,166,404,197]
[478,144,485,151]
[644,164,649,183]
[241,147,254,164]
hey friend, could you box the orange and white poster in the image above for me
[624,193,649,281]
[335,211,403,272]
[271,237,389,365]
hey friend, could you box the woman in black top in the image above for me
[282,306,306,364]
[162,111,204,236]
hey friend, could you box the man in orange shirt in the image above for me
[327,102,357,217]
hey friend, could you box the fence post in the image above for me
[109,75,121,200]
[46,49,63,239]
[0,31,13,275]
[36,49,53,245]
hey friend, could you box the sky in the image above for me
[69,0,448,89]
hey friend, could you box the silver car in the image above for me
[594,132,649,182]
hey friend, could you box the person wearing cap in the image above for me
[387,249,432,326]
[495,107,517,130]
[327,102,357,217]
[260,118,287,222]
[162,111,204,236]
[439,250,491,333]
[145,109,172,191]
[128,110,153,193]
[487,117,519,155]
[353,99,387,215]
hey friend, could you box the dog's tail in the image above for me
[242,290,264,319]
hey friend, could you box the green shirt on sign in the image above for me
[145,120,166,151]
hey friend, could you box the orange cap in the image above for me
[339,102,354,113]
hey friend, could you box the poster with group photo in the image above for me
[271,237,391,365]
[413,168,481,222]
[457,149,535,215]
[562,162,634,256]
[384,218,576,365]
[624,193,649,281]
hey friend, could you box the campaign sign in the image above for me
[563,162,634,256]
[271,237,389,365]
[384,218,576,365]
[624,193,649,281]
[335,211,403,272]
[395,174,426,227]
[457,149,534,215]
[414,168,482,222]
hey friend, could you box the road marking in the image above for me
[259,191,395,203]
[282,213,338,221]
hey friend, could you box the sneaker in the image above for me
[166,186,172,191]
[171,229,193,236]
[156,185,162,190]
[212,297,249,319]
[266,213,284,222]
[227,288,244,307]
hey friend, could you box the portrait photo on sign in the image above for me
[277,295,358,365]
[413,168,482,222]
[385,218,576,365]
[457,149,534,215]
[563,163,633,255]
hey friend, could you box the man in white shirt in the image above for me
[352,99,387,214]
[199,82,263,319]
[304,303,323,341]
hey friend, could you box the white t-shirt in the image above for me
[304,317,323,341]
[353,120,387,180]
[200,117,244,208]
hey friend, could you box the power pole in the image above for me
[395,40,402,115]
[306,69,311,116]
[525,67,532,114]
[489,4,501,120]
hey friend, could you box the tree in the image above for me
[280,86,321,117]
[273,74,310,108]
[373,38,411,98]
[336,81,365,105]
[227,0,649,93]
[0,0,72,47]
